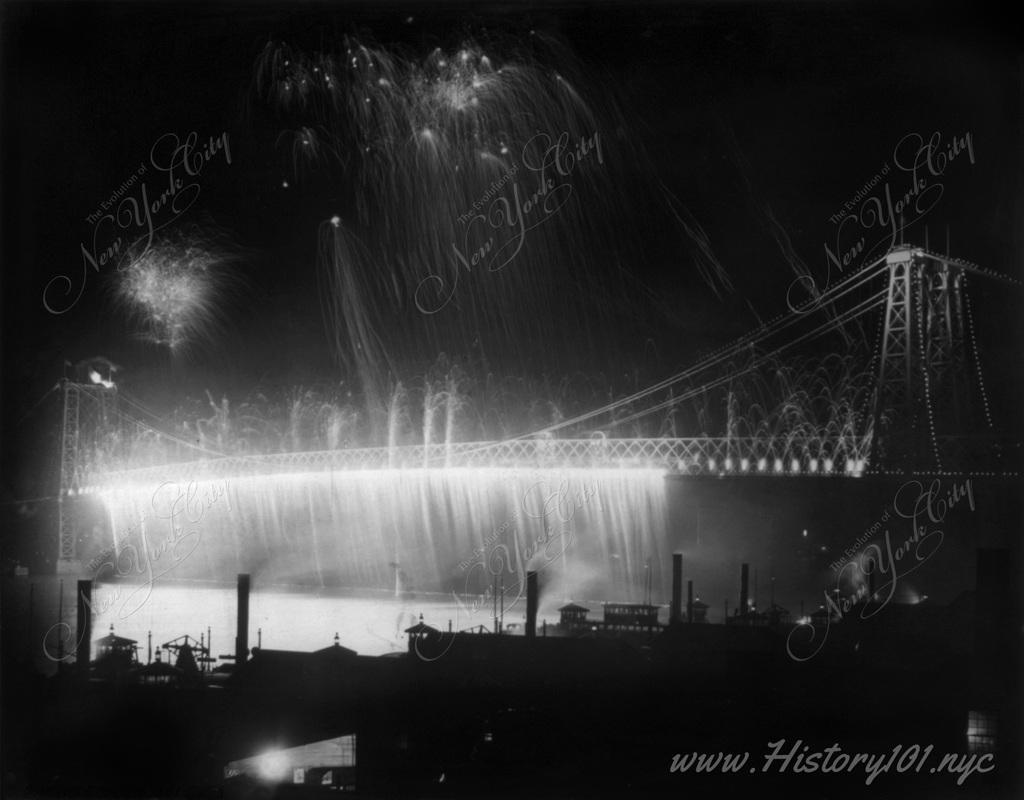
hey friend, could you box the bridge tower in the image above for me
[57,379,118,574]
[870,246,982,471]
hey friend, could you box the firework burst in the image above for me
[115,230,236,355]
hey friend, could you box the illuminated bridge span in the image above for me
[83,435,872,490]
[59,246,1020,569]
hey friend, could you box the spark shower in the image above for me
[252,33,732,433]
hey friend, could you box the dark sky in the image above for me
[1,0,1021,498]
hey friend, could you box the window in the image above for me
[966,710,997,753]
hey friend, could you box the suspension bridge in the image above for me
[55,245,1020,571]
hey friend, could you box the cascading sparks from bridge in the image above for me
[91,467,670,603]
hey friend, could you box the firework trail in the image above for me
[598,347,877,464]
[115,229,237,356]
[252,32,733,431]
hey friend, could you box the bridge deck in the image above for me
[83,436,872,489]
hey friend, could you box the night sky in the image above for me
[1,0,1021,502]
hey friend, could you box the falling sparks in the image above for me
[251,33,734,435]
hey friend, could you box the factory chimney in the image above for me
[235,573,250,666]
[526,571,538,638]
[670,553,683,625]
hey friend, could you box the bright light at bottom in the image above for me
[258,750,290,781]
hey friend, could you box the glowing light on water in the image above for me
[90,583,484,659]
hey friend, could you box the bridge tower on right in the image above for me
[869,245,996,472]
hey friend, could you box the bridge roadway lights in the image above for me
[88,438,877,486]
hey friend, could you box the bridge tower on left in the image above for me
[57,378,118,574]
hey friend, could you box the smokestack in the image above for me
[235,573,250,665]
[671,553,683,624]
[739,563,749,617]
[525,571,538,638]
[687,580,694,623]
[76,580,92,674]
